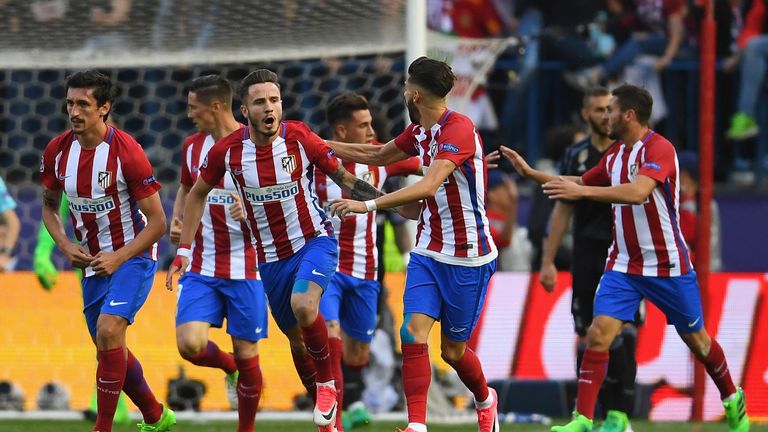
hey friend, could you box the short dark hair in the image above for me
[611,83,653,125]
[582,86,610,107]
[407,56,455,98]
[326,93,369,127]
[190,74,233,105]
[238,69,279,101]
[65,70,116,120]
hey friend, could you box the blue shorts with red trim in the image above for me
[319,272,380,343]
[593,270,704,333]
[82,256,157,338]
[259,236,338,332]
[403,253,496,342]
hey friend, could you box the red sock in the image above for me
[402,343,431,425]
[576,348,609,419]
[94,347,127,432]
[124,350,163,424]
[445,348,489,403]
[328,337,344,431]
[700,339,738,399]
[301,314,334,383]
[186,341,237,374]
[291,346,317,402]
[235,356,262,432]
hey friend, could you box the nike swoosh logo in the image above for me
[98,378,121,384]
[311,269,325,277]
[366,329,375,335]
[688,317,701,328]
[255,327,263,334]
[321,407,336,422]
[109,300,128,307]
[449,327,466,333]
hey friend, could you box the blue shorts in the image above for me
[403,253,497,342]
[320,272,380,343]
[81,256,157,338]
[594,270,704,333]
[259,236,338,332]
[176,272,268,342]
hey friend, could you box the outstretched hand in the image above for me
[499,146,532,177]
[485,149,501,169]
[329,199,367,219]
[543,177,584,200]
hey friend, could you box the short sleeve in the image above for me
[638,139,675,184]
[39,137,64,191]
[180,140,193,188]
[297,124,340,175]
[0,178,17,213]
[433,119,476,167]
[123,144,162,201]
[385,157,421,178]
[582,153,611,186]
[199,140,228,186]
[393,124,420,156]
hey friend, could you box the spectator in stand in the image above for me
[0,176,20,272]
[565,0,690,90]
[485,169,518,271]
[725,0,768,181]
[678,151,723,271]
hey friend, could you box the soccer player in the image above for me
[328,56,499,432]
[315,93,421,431]
[539,87,639,431]
[39,70,175,432]
[503,84,749,432]
[175,69,382,431]
[164,75,267,432]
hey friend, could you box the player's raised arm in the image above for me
[326,138,410,166]
[330,158,455,218]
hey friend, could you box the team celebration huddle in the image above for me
[39,57,750,432]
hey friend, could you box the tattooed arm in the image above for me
[327,167,384,201]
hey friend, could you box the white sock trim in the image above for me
[475,391,494,409]
[407,422,427,432]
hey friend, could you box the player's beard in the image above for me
[608,118,624,140]
[589,117,609,138]
[406,98,420,124]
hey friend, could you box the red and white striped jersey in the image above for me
[393,109,497,266]
[582,130,693,277]
[315,157,421,280]
[181,130,259,279]
[40,127,162,277]
[200,121,340,263]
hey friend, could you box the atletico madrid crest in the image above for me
[281,155,296,174]
[97,170,113,189]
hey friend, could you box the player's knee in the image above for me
[681,331,711,359]
[585,323,613,350]
[177,336,207,360]
[95,317,126,348]
[400,314,418,344]
[345,342,370,365]
[440,341,466,364]
[290,293,318,324]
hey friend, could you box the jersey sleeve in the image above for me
[298,124,340,175]
[199,140,229,187]
[123,142,162,201]
[393,124,420,156]
[433,118,476,167]
[638,139,676,184]
[179,139,193,188]
[385,156,421,178]
[39,137,64,191]
[581,151,611,186]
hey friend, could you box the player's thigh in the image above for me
[637,271,704,334]
[294,236,338,294]
[592,271,644,323]
[82,275,110,339]
[220,278,269,342]
[92,257,157,337]
[438,259,497,343]
[319,273,344,323]
[176,272,226,329]
[339,275,380,344]
[402,254,442,322]
[260,255,301,332]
